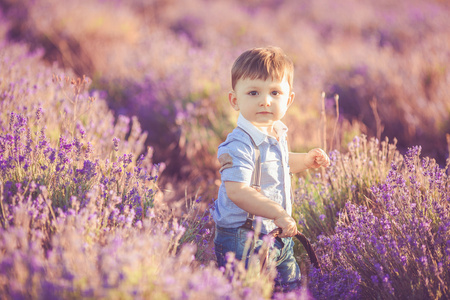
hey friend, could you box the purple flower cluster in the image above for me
[306,145,450,299]
[178,196,216,263]
[0,185,286,298]
[1,106,160,219]
[293,135,403,240]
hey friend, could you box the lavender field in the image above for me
[1,0,449,299]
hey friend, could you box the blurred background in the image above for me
[1,0,449,202]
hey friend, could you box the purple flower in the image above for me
[113,137,120,152]
[36,107,43,121]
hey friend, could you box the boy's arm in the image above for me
[289,148,331,174]
[224,181,298,238]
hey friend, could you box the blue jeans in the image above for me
[214,225,301,291]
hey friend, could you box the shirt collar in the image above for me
[237,113,288,146]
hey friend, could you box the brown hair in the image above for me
[231,46,294,90]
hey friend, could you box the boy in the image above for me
[211,46,330,291]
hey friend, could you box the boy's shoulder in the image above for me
[218,127,256,170]
[218,127,254,152]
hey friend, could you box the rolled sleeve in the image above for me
[218,139,254,184]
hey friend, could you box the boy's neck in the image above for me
[256,124,278,139]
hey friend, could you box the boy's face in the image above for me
[229,76,295,132]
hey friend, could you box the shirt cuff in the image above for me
[221,166,252,184]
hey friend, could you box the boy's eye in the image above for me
[272,91,281,96]
[248,91,259,96]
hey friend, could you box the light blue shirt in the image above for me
[211,114,292,234]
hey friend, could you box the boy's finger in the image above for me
[315,153,330,166]
[281,225,296,237]
[313,148,324,156]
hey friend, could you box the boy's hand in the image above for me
[274,213,297,238]
[305,148,331,169]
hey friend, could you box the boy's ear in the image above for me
[229,91,240,111]
[287,92,295,107]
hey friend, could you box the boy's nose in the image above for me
[260,95,272,106]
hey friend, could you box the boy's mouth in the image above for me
[257,111,272,114]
